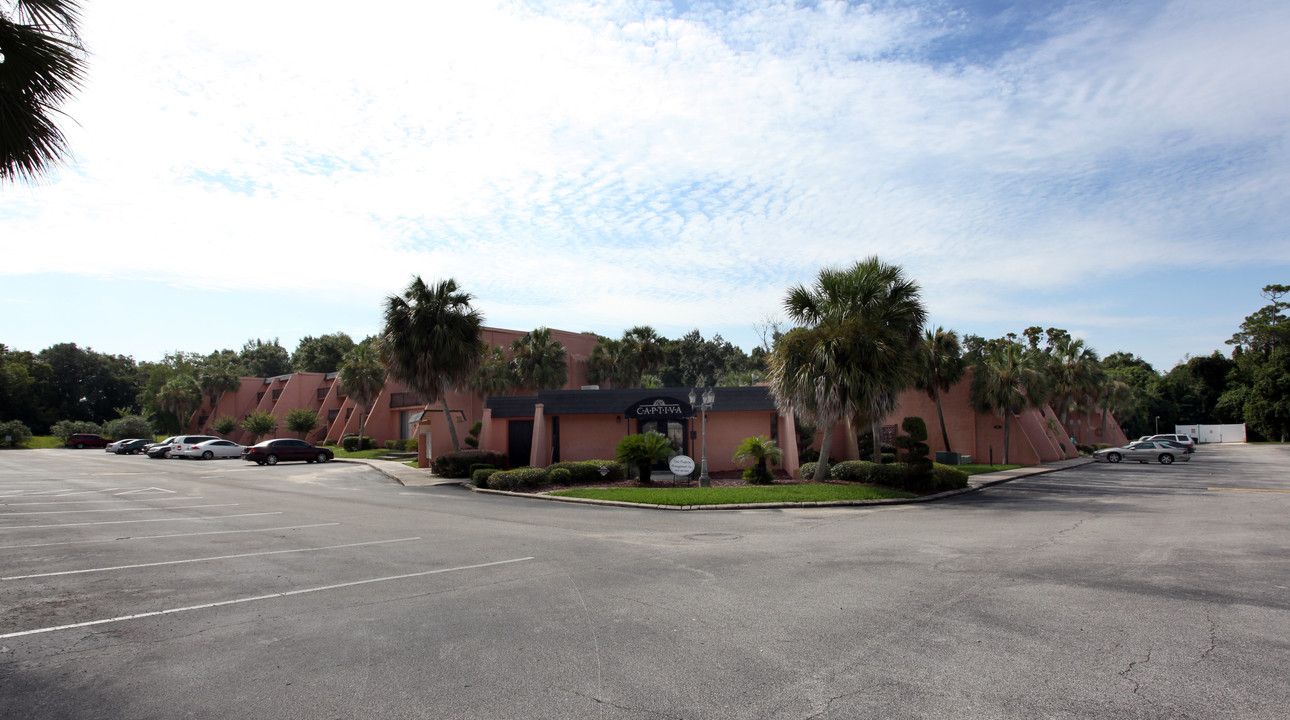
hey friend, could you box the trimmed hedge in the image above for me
[798,460,835,480]
[830,460,878,483]
[486,467,548,491]
[546,460,626,484]
[433,450,508,478]
[472,468,499,487]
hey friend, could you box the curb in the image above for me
[458,459,1092,511]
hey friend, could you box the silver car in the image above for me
[176,439,245,460]
[1093,441,1191,465]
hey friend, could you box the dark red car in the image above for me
[242,438,334,466]
[66,433,110,449]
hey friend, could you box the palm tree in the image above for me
[733,435,783,483]
[969,340,1045,464]
[511,327,568,391]
[337,342,385,448]
[588,337,631,388]
[914,326,965,453]
[158,375,201,433]
[1099,378,1135,444]
[380,277,484,454]
[197,357,242,419]
[624,326,665,386]
[1,0,87,183]
[1047,336,1100,436]
[768,257,927,481]
[470,344,516,399]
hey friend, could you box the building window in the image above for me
[272,389,283,401]
[345,407,353,419]
[328,409,340,421]
[316,387,329,400]
[389,392,419,408]
[256,391,265,402]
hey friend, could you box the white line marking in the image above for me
[115,487,177,495]
[0,503,236,517]
[0,556,535,639]
[0,523,341,549]
[0,512,282,530]
[1,498,200,507]
[0,505,237,516]
[2,537,422,580]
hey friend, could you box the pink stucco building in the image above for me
[188,327,1127,475]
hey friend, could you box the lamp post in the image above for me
[688,387,715,487]
[1155,416,1160,435]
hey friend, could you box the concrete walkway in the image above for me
[341,455,1096,506]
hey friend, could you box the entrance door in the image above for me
[508,420,533,469]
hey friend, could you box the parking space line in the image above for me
[0,556,536,639]
[1207,487,1290,493]
[1,498,200,507]
[0,503,236,517]
[2,537,423,580]
[0,512,282,530]
[0,523,342,550]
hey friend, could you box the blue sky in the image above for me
[3,0,1287,372]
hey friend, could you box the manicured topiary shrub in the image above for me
[549,467,572,485]
[433,450,508,478]
[929,463,969,491]
[547,460,625,484]
[341,434,374,451]
[798,460,835,481]
[870,462,906,489]
[486,466,548,491]
[472,468,499,487]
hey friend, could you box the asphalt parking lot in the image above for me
[2,444,1288,719]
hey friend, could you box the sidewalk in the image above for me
[336,457,460,486]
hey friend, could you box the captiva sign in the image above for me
[625,397,692,420]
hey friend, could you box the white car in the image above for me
[177,439,245,460]
[1093,441,1191,465]
[105,438,138,453]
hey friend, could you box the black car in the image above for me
[242,438,334,466]
[115,439,151,455]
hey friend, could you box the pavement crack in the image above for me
[1120,648,1152,695]
[1198,613,1218,662]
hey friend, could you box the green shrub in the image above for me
[546,460,625,484]
[433,450,508,478]
[830,460,878,483]
[342,435,361,452]
[929,463,969,491]
[212,415,239,437]
[798,459,837,480]
[742,465,774,484]
[406,438,418,452]
[322,439,337,446]
[870,462,905,489]
[103,415,154,441]
[0,420,33,447]
[50,420,103,441]
[468,463,496,476]
[472,468,499,487]
[341,434,374,451]
[464,421,482,449]
[881,452,897,464]
[242,410,279,442]
[486,466,548,491]
[614,431,674,483]
[549,467,572,485]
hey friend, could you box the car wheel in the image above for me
[1107,452,1121,463]
[1159,454,1174,465]
[75,442,84,449]
[316,451,329,464]
[265,454,278,466]
[202,451,214,460]
[256,460,265,466]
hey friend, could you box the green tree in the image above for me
[0,419,33,447]
[587,337,632,388]
[103,414,153,441]
[291,333,355,373]
[470,345,516,398]
[1,0,87,183]
[240,338,292,378]
[197,356,242,417]
[285,407,321,440]
[624,326,666,384]
[510,327,568,391]
[768,257,927,481]
[969,340,1046,464]
[157,375,201,434]
[732,435,782,484]
[36,343,142,426]
[211,415,238,437]
[337,342,385,448]
[914,326,964,453]
[1098,379,1136,443]
[614,430,674,483]
[241,410,278,443]
[381,277,484,454]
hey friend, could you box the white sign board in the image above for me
[668,455,696,476]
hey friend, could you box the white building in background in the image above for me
[1177,424,1247,443]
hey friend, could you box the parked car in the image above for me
[171,435,219,459]
[242,439,334,466]
[146,439,179,459]
[176,439,245,460]
[105,438,131,453]
[1148,434,1196,451]
[115,439,151,455]
[144,437,176,452]
[1093,441,1191,465]
[66,433,110,449]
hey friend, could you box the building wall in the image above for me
[551,414,634,463]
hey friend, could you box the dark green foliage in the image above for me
[291,333,355,374]
[432,450,508,478]
[486,467,548,491]
[240,339,292,378]
[468,463,495,476]
[0,420,33,447]
[383,439,411,451]
[830,460,879,483]
[928,463,969,491]
[547,460,626,484]
[285,407,321,439]
[464,421,482,449]
[103,415,153,441]
[49,419,102,440]
[614,431,674,483]
[241,410,278,442]
[742,465,774,484]
[341,435,374,452]
[472,468,499,487]
[549,467,572,484]
[797,460,834,480]
[212,415,238,437]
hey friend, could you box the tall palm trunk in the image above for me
[1003,413,1012,464]
[935,388,952,452]
[814,425,833,482]
[872,421,882,463]
[441,398,461,452]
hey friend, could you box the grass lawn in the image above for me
[16,436,65,449]
[548,483,916,506]
[956,463,1021,476]
[332,447,400,460]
